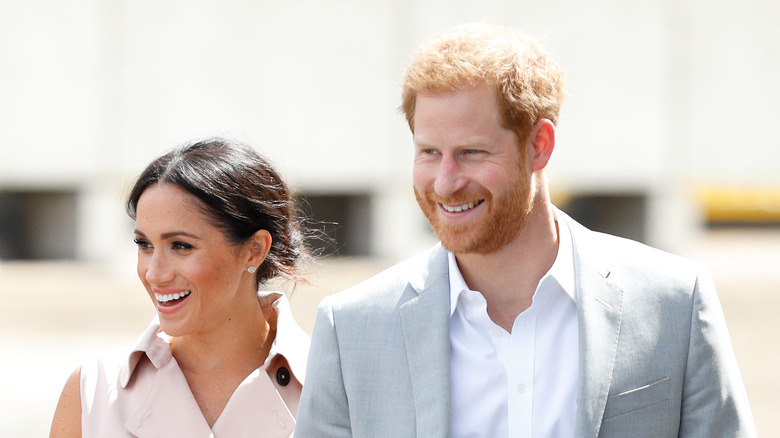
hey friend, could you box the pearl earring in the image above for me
[247,266,257,274]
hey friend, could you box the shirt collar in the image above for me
[448,252,470,316]
[448,208,577,317]
[546,208,576,302]
[120,291,309,388]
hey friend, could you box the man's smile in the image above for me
[440,199,485,213]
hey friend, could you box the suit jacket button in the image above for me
[276,366,290,386]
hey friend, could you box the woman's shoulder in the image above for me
[50,366,83,438]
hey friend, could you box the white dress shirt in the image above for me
[449,215,578,437]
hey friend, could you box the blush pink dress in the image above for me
[79,292,309,437]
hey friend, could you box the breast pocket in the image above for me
[603,377,670,419]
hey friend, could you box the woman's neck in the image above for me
[170,295,273,376]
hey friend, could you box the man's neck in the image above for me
[454,202,559,332]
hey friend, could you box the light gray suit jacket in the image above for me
[296,213,756,437]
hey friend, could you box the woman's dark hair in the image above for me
[126,137,309,286]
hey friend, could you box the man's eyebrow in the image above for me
[412,137,433,148]
[414,138,491,149]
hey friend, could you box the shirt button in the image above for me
[490,328,502,337]
[516,383,526,394]
[276,366,291,386]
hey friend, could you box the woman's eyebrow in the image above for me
[133,229,201,240]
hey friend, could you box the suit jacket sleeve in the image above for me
[678,267,756,437]
[295,299,352,437]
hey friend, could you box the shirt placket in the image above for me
[506,303,537,438]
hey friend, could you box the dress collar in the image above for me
[119,291,309,388]
[258,291,310,385]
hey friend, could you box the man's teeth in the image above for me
[156,290,191,303]
[442,200,481,213]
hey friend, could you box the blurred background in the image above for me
[1,0,778,436]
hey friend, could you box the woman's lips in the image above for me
[154,290,191,310]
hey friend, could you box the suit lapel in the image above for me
[574,261,624,436]
[399,245,451,437]
[564,215,625,437]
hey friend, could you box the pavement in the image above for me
[1,229,778,437]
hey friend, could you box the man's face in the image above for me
[412,83,534,255]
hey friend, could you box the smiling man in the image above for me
[296,23,756,438]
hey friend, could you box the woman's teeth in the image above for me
[156,290,191,303]
[442,200,482,213]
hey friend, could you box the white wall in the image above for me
[1,0,779,261]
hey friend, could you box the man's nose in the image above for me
[433,155,467,198]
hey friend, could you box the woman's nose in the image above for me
[142,251,174,284]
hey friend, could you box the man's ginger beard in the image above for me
[414,165,534,255]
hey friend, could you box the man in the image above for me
[296,23,755,437]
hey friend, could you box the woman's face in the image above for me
[133,183,254,337]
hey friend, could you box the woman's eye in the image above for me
[133,238,151,249]
[172,241,194,251]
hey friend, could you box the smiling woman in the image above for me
[49,138,312,438]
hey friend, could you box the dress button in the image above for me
[516,383,526,394]
[276,366,291,386]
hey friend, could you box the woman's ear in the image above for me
[529,118,556,172]
[247,229,272,269]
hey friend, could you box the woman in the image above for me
[50,138,311,437]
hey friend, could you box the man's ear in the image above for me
[529,118,556,172]
[247,229,272,268]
